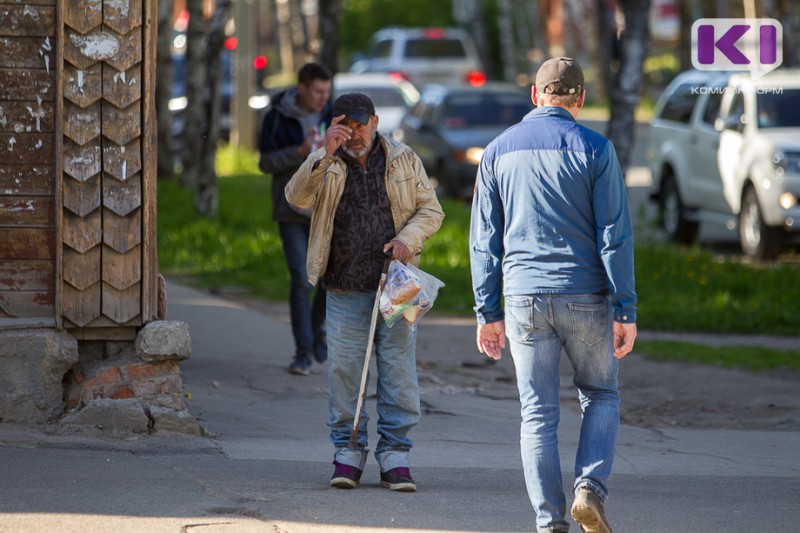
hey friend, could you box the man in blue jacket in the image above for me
[469,57,637,533]
[259,63,333,375]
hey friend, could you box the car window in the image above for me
[411,101,436,124]
[369,39,392,59]
[701,91,724,126]
[404,38,467,59]
[757,89,800,128]
[441,94,531,128]
[659,83,701,123]
[338,87,408,107]
[728,92,745,121]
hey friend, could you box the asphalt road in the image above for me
[0,283,796,532]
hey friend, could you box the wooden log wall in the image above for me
[0,0,57,328]
[61,0,158,334]
[1,0,157,335]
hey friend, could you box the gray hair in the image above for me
[538,82,583,107]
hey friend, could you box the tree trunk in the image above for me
[156,0,174,179]
[606,0,651,174]
[275,0,294,74]
[497,0,518,82]
[195,0,233,218]
[471,0,492,78]
[679,0,702,71]
[318,0,343,74]
[587,0,615,105]
[181,2,207,188]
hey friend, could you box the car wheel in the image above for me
[660,175,699,244]
[739,186,782,260]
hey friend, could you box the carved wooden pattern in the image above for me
[62,246,101,291]
[61,0,156,329]
[0,1,56,324]
[1,0,154,331]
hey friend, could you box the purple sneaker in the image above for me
[330,461,362,489]
[379,467,416,492]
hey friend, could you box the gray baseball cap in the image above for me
[535,57,584,95]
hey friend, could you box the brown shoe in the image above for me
[571,487,612,533]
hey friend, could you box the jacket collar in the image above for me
[526,105,576,123]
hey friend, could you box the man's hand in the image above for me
[324,115,352,155]
[613,321,637,359]
[297,131,314,157]
[384,240,411,263]
[476,320,506,360]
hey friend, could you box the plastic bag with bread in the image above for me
[380,260,444,327]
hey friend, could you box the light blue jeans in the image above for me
[326,290,420,473]
[504,294,619,533]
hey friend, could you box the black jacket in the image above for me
[258,89,333,222]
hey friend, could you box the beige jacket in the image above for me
[285,136,445,286]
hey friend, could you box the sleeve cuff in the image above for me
[614,310,636,323]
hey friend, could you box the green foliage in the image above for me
[417,198,474,315]
[635,340,800,373]
[158,171,800,337]
[216,143,260,177]
[158,175,290,301]
[634,243,800,336]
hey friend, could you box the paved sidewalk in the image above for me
[0,282,797,532]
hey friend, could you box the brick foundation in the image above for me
[65,360,186,412]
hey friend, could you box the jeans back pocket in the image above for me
[568,298,610,347]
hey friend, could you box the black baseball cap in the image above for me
[332,92,375,124]
[535,57,584,95]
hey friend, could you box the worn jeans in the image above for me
[278,221,326,360]
[504,294,619,533]
[326,290,419,473]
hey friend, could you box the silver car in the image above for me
[349,27,485,88]
[647,69,800,259]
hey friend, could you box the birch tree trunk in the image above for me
[276,0,294,74]
[606,0,651,174]
[497,0,518,82]
[195,0,233,218]
[586,0,610,104]
[181,2,207,188]
[156,0,174,179]
[318,0,343,75]
[471,0,492,77]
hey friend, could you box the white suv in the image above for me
[647,69,800,259]
[349,27,485,88]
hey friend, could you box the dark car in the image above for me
[394,83,532,199]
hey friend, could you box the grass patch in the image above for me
[635,339,800,373]
[158,170,800,337]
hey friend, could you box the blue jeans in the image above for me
[278,221,326,360]
[504,294,619,533]
[326,290,419,473]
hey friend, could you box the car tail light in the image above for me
[466,71,486,87]
[424,28,446,39]
[224,36,238,50]
[389,71,411,83]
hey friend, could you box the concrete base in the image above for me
[0,321,200,434]
[0,329,79,423]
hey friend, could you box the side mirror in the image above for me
[714,114,746,133]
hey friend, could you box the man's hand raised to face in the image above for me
[324,115,352,155]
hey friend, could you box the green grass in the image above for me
[634,340,800,373]
[158,172,800,338]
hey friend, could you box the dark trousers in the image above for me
[278,221,327,360]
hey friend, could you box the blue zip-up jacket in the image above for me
[470,106,637,325]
